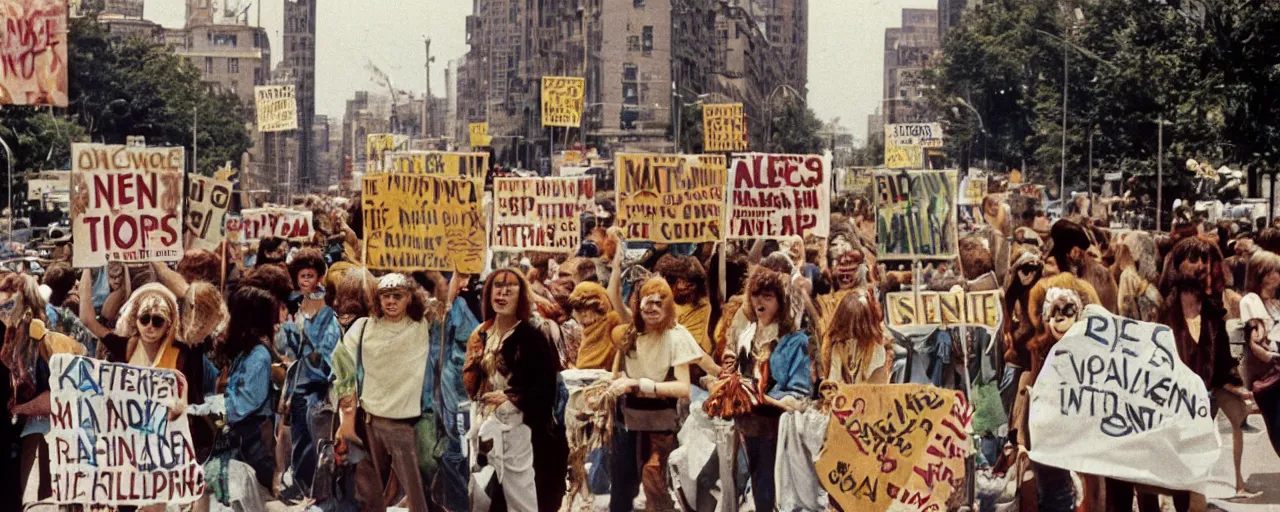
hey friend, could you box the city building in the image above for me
[937,0,969,40]
[340,91,392,188]
[280,0,317,191]
[882,8,939,127]
[454,0,807,158]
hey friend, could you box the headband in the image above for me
[378,273,410,290]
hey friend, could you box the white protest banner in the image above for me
[185,175,233,251]
[492,177,595,252]
[254,85,298,132]
[0,0,68,106]
[727,153,831,239]
[232,208,313,243]
[71,143,184,268]
[45,354,205,506]
[1029,304,1221,493]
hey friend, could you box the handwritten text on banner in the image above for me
[384,151,489,179]
[45,355,205,506]
[817,383,972,512]
[0,0,68,106]
[254,85,298,132]
[1029,305,1221,493]
[875,170,959,260]
[362,174,486,273]
[71,144,184,268]
[727,153,831,239]
[702,103,749,152]
[615,153,727,243]
[541,76,585,127]
[492,177,595,252]
[231,208,313,243]
[185,175,233,251]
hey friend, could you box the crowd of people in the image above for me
[1,174,1278,512]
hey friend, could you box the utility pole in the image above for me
[424,38,433,139]
[1060,28,1068,214]
[1157,119,1164,231]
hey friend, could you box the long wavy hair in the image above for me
[1158,235,1225,299]
[822,286,883,381]
[480,268,535,323]
[372,273,432,322]
[0,273,47,407]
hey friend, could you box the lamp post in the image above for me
[765,84,802,151]
[0,136,12,247]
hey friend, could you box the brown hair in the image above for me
[743,265,796,336]
[822,287,884,380]
[288,248,328,290]
[371,273,431,322]
[1158,235,1225,299]
[41,262,76,308]
[177,249,222,285]
[240,264,294,306]
[617,277,678,357]
[481,268,535,322]
[655,253,708,302]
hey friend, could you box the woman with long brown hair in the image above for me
[724,265,813,512]
[605,273,701,512]
[463,268,567,512]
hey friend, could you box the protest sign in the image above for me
[960,172,987,205]
[385,151,489,179]
[1028,305,1221,492]
[885,290,1002,329]
[366,133,409,173]
[875,170,959,260]
[254,85,298,132]
[884,123,942,170]
[836,167,874,198]
[27,170,69,202]
[817,383,972,512]
[233,208,313,243]
[45,354,205,506]
[727,153,831,239]
[70,143,184,268]
[185,174,233,251]
[0,0,68,106]
[362,174,485,273]
[702,103,748,152]
[468,122,492,147]
[541,76,585,127]
[492,177,594,252]
[615,153,727,243]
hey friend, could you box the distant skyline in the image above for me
[147,0,938,141]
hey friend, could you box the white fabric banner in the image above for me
[1028,304,1221,493]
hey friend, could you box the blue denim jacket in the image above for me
[276,306,342,393]
[765,331,812,401]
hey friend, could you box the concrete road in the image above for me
[1207,413,1280,512]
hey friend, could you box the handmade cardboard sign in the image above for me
[362,174,486,273]
[817,383,972,512]
[615,153,727,243]
[45,355,205,506]
[727,153,831,239]
[491,177,595,252]
[71,144,184,268]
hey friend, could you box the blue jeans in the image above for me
[290,390,324,493]
[1033,462,1076,512]
[231,415,275,492]
[744,434,776,512]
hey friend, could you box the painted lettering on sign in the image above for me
[71,144,184,268]
[615,153,727,243]
[362,174,486,273]
[727,153,831,239]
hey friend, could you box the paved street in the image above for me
[1207,414,1280,511]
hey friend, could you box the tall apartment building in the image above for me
[937,0,969,40]
[340,91,391,187]
[280,0,317,190]
[455,0,806,156]
[882,9,939,127]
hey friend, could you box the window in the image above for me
[627,36,640,52]
[621,64,639,130]
[634,0,643,6]
[254,68,263,85]
[204,57,213,74]
[642,26,653,55]
[228,58,239,73]
[212,33,238,46]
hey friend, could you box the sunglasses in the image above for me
[1051,303,1079,319]
[138,314,168,329]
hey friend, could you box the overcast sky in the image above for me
[147,0,936,141]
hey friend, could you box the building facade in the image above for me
[340,91,392,188]
[280,0,317,191]
[883,8,939,127]
[454,0,806,158]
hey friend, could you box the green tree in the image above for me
[768,102,824,154]
[66,18,252,175]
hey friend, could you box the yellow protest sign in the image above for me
[615,153,727,243]
[885,289,1002,328]
[702,103,748,152]
[469,122,492,147]
[362,174,486,273]
[541,76,585,127]
[366,134,408,173]
[817,384,973,512]
[885,123,941,169]
[385,151,489,180]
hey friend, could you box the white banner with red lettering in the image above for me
[727,152,831,239]
[70,143,185,268]
[230,208,313,243]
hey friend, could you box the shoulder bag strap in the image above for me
[356,318,369,401]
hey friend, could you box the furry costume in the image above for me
[1026,273,1100,382]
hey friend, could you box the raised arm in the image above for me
[78,269,111,340]
[608,244,632,325]
[152,261,190,298]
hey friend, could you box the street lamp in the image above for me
[765,84,803,151]
[0,136,12,247]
